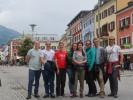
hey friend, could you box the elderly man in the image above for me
[26,41,41,99]
[106,36,123,98]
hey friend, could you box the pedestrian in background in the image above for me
[40,41,55,98]
[54,41,67,97]
[106,36,123,98]
[73,41,86,98]
[67,43,77,97]
[85,40,97,97]
[25,41,41,99]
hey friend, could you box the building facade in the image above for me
[116,3,133,48]
[60,33,67,49]
[94,0,116,47]
[32,34,60,50]
[82,10,94,44]
[67,11,90,43]
[9,38,22,62]
[65,27,72,49]
[117,0,132,11]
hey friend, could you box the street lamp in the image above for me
[30,24,37,40]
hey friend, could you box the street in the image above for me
[0,65,133,100]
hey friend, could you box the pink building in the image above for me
[116,4,133,49]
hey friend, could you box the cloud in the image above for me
[0,0,98,35]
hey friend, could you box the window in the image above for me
[108,5,115,16]
[102,24,108,36]
[119,17,130,30]
[52,46,56,50]
[108,8,111,16]
[125,17,130,27]
[104,10,108,18]
[50,37,54,41]
[110,5,115,14]
[74,36,76,42]
[108,21,115,31]
[99,13,101,20]
[96,15,98,22]
[41,46,45,49]
[102,12,104,19]
[121,36,131,45]
[119,18,125,30]
[43,37,47,41]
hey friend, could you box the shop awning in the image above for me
[120,48,133,54]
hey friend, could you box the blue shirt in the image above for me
[95,48,100,64]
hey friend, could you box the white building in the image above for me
[33,34,60,50]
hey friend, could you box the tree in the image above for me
[18,38,33,63]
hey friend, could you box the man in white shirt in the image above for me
[106,36,123,98]
[40,41,55,98]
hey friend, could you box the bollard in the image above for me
[0,79,1,87]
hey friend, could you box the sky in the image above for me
[0,0,98,36]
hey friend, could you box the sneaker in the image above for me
[108,93,113,97]
[114,95,118,98]
[43,95,49,98]
[85,94,89,97]
[69,93,73,97]
[80,94,83,98]
[99,94,104,98]
[34,94,40,98]
[73,94,78,97]
[88,94,96,97]
[26,95,31,99]
[50,94,55,98]
[99,92,105,98]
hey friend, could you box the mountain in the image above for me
[0,25,21,45]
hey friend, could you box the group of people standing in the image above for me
[25,36,123,99]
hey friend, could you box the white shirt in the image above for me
[40,49,55,61]
[106,44,121,62]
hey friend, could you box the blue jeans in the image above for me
[28,69,41,96]
[109,67,118,96]
[67,68,75,93]
[42,62,55,95]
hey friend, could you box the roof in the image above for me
[67,10,90,26]
[93,0,112,11]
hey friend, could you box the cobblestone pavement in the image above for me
[0,65,133,100]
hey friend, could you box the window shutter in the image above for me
[108,23,110,31]
[112,21,115,31]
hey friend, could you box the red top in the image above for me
[54,50,67,69]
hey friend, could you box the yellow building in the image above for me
[94,0,117,47]
[117,0,132,11]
